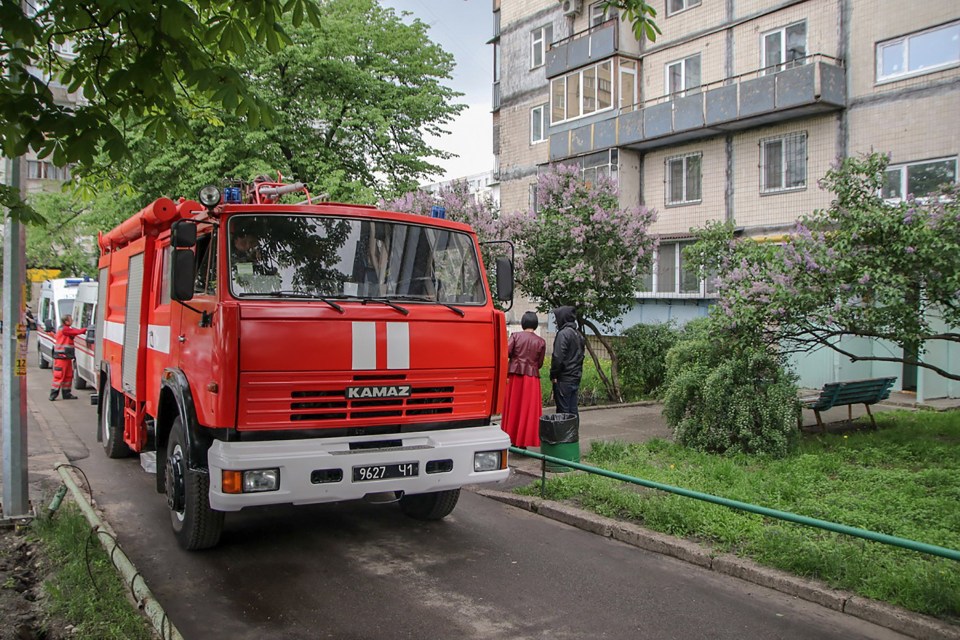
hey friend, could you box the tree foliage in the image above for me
[688,153,960,381]
[80,0,464,209]
[0,0,323,220]
[603,1,661,42]
[504,164,657,401]
[662,319,800,458]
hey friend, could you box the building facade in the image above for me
[491,0,959,400]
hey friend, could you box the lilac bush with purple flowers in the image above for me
[688,153,960,381]
[502,164,657,400]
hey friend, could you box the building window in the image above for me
[26,160,72,182]
[666,0,701,17]
[877,21,960,83]
[666,153,702,205]
[590,2,618,26]
[580,149,619,187]
[882,157,958,200]
[761,132,806,193]
[550,60,613,124]
[531,105,547,144]
[531,24,553,69]
[762,21,807,74]
[643,241,702,294]
[620,58,637,111]
[665,54,701,97]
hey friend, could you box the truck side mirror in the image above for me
[44,319,54,332]
[171,220,197,248]
[171,249,196,301]
[495,256,514,303]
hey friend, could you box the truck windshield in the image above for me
[227,214,486,304]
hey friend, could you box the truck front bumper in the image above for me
[206,425,510,511]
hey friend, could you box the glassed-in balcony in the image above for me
[545,21,618,79]
[549,55,846,162]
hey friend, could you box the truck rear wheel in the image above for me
[399,488,460,520]
[100,388,131,459]
[165,418,223,550]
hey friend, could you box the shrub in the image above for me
[662,319,800,457]
[615,322,682,398]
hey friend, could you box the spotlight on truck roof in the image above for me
[198,185,221,209]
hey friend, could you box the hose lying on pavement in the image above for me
[53,463,185,640]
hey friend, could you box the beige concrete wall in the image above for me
[497,94,551,215]
[652,0,727,48]
[848,93,960,163]
[732,115,838,228]
[847,0,960,98]
[502,0,555,24]
[641,31,725,100]
[619,148,643,209]
[642,137,726,235]
[733,0,839,76]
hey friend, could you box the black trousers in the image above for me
[553,381,580,416]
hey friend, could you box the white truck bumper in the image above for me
[206,425,510,511]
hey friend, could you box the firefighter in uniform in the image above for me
[50,315,86,400]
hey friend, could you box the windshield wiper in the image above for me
[386,295,465,317]
[357,297,409,316]
[268,290,344,313]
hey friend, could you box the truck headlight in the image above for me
[222,468,280,493]
[474,450,506,472]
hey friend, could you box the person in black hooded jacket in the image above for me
[549,306,585,416]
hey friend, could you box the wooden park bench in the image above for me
[800,377,898,432]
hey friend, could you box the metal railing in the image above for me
[510,446,960,562]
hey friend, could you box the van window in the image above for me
[77,302,95,329]
[58,299,74,321]
[160,246,172,305]
[39,297,53,325]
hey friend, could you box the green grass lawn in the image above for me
[518,409,960,619]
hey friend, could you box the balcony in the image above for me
[546,21,617,79]
[548,55,846,162]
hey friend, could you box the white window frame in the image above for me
[619,58,638,111]
[665,152,702,205]
[665,53,701,97]
[876,21,960,83]
[882,156,959,202]
[760,132,807,194]
[530,105,547,144]
[761,21,807,75]
[638,241,707,297]
[531,25,553,69]
[589,2,618,26]
[549,60,614,124]
[666,0,701,18]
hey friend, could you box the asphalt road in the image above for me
[22,356,908,640]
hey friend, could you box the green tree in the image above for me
[504,164,657,401]
[0,0,321,221]
[86,0,464,208]
[603,1,661,42]
[688,153,960,381]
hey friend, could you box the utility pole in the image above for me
[2,153,30,519]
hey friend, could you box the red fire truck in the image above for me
[95,178,513,550]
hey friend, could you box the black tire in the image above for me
[165,417,223,550]
[74,368,89,390]
[399,488,460,520]
[100,388,131,458]
[38,347,50,369]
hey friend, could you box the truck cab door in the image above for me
[145,243,181,417]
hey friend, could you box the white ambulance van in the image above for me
[72,281,99,390]
[36,277,90,369]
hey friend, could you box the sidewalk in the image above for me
[508,393,960,477]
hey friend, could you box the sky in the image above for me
[380,0,494,182]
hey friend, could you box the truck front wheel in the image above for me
[100,388,130,459]
[399,489,460,520]
[165,417,223,550]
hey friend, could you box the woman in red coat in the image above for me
[501,311,546,447]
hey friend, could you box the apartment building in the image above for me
[491,0,959,400]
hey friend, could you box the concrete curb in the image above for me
[476,487,960,640]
